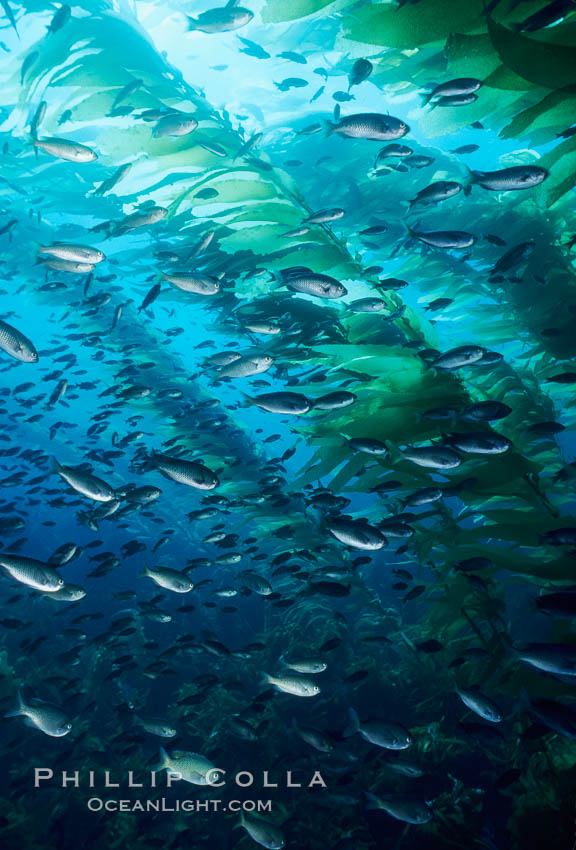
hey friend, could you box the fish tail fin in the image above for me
[419,92,433,108]
[462,167,478,196]
[238,392,255,408]
[51,457,63,474]
[385,441,403,465]
[323,120,336,137]
[153,746,170,772]
[343,707,360,738]
[186,16,198,30]
[5,686,26,718]
[364,791,382,809]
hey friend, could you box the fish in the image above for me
[470,165,548,191]
[263,673,320,697]
[245,392,311,415]
[53,460,116,502]
[216,354,274,378]
[45,584,86,602]
[460,401,512,421]
[238,38,270,59]
[0,554,64,592]
[33,137,97,162]
[151,452,219,490]
[187,6,254,33]
[161,271,220,295]
[527,698,576,739]
[421,78,482,106]
[347,437,387,454]
[345,709,412,749]
[275,78,308,92]
[303,208,345,224]
[402,446,462,469]
[327,113,409,141]
[239,813,286,849]
[408,226,476,249]
[365,792,432,824]
[38,243,105,264]
[327,518,385,550]
[154,747,223,785]
[5,689,72,737]
[443,432,512,455]
[153,114,198,137]
[93,163,132,196]
[348,58,372,89]
[0,319,38,363]
[536,592,576,617]
[47,4,71,34]
[409,180,462,207]
[134,716,177,738]
[280,270,347,299]
[433,345,487,370]
[518,644,576,676]
[457,687,503,722]
[141,566,194,593]
[138,283,162,312]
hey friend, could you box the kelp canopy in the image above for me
[0,0,574,849]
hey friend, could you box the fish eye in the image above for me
[58,578,65,586]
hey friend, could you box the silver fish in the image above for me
[433,345,487,370]
[264,673,320,697]
[346,709,412,749]
[141,566,194,593]
[246,392,311,415]
[328,113,409,141]
[187,7,254,33]
[402,446,462,469]
[327,517,385,550]
[217,354,274,378]
[38,243,105,264]
[365,792,432,824]
[155,747,223,785]
[472,165,548,191]
[0,554,64,592]
[33,136,97,162]
[152,452,219,489]
[54,460,116,502]
[5,690,72,737]
[162,271,220,295]
[239,813,286,849]
[0,319,38,362]
[457,687,503,723]
[153,114,198,137]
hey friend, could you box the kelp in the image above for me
[0,4,575,848]
[1,0,570,584]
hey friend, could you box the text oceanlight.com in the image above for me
[86,798,274,813]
